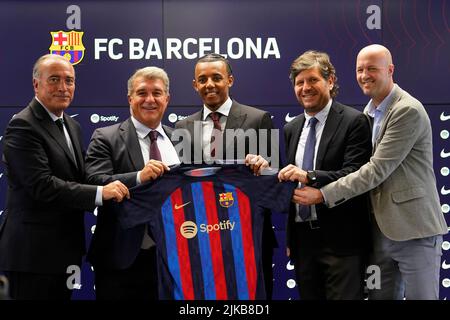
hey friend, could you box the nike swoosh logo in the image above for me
[286,261,295,271]
[70,113,79,118]
[175,201,191,210]
[441,112,450,121]
[443,261,450,269]
[285,113,296,122]
[441,149,450,158]
[0,211,3,216]
[0,173,3,179]
[442,186,450,195]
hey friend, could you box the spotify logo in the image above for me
[442,241,450,251]
[180,221,198,239]
[90,114,100,123]
[442,278,450,288]
[168,113,178,123]
[286,279,296,289]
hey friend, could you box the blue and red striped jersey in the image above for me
[118,165,296,300]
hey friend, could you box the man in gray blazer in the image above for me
[296,44,448,299]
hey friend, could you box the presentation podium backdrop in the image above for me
[0,0,449,300]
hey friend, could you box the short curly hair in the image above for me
[289,50,339,98]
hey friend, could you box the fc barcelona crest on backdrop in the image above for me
[219,192,234,208]
[49,30,85,65]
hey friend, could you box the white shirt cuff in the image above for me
[95,186,103,206]
[136,171,142,185]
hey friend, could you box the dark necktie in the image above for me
[210,112,222,157]
[143,130,161,250]
[55,118,64,133]
[149,130,162,161]
[55,118,78,168]
[298,117,318,220]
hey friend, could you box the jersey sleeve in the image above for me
[219,165,297,214]
[116,172,182,229]
[256,175,297,213]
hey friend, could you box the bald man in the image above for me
[294,44,447,300]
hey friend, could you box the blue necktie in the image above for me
[298,117,318,220]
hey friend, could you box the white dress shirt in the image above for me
[131,116,181,249]
[36,96,103,206]
[201,97,232,161]
[294,99,332,221]
[132,116,180,186]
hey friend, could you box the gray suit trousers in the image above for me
[368,222,443,300]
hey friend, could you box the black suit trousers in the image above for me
[94,247,158,300]
[5,271,72,300]
[292,224,366,300]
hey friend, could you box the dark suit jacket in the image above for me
[284,101,372,257]
[0,98,97,274]
[85,117,174,270]
[174,100,274,163]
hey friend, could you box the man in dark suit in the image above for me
[0,54,129,300]
[175,53,274,170]
[278,50,372,299]
[85,66,179,300]
[175,53,276,298]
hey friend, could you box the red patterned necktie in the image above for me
[149,130,162,161]
[209,112,222,157]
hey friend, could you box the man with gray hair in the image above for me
[278,50,372,299]
[0,54,129,300]
[85,66,179,300]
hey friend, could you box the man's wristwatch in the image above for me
[306,170,317,185]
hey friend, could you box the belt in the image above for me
[297,219,320,230]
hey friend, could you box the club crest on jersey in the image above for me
[219,192,234,208]
[49,30,85,65]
